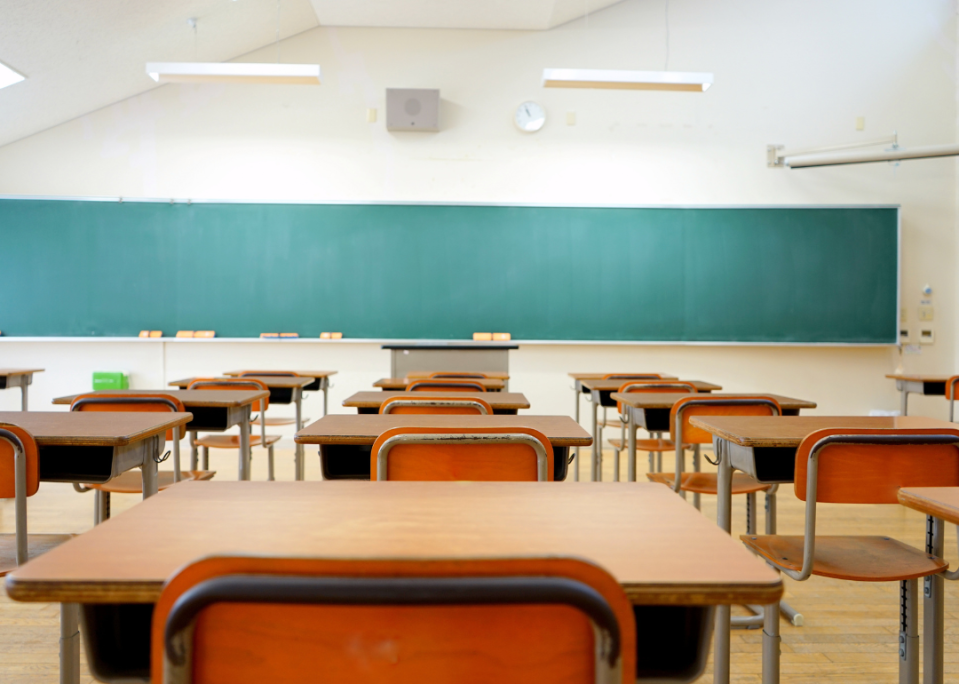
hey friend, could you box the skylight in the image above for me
[0,61,25,91]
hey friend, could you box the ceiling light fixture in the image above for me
[543,0,713,92]
[146,62,320,85]
[542,68,711,91]
[0,61,25,91]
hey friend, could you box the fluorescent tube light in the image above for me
[542,68,712,92]
[0,61,25,91]
[146,62,321,85]
[784,143,959,169]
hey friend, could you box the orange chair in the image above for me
[371,426,553,481]
[947,375,959,422]
[188,378,281,481]
[0,423,72,575]
[152,555,635,684]
[236,371,310,428]
[406,379,487,393]
[646,396,781,516]
[595,374,666,432]
[607,381,698,480]
[742,427,959,684]
[70,393,215,523]
[380,395,494,415]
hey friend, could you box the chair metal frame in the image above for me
[406,380,487,392]
[375,432,550,481]
[380,398,490,415]
[947,375,959,422]
[161,572,623,684]
[0,428,29,565]
[755,431,959,684]
[190,379,273,480]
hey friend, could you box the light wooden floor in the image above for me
[2,442,958,683]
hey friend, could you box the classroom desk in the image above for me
[296,414,588,480]
[345,391,529,415]
[169,376,314,479]
[568,373,681,482]
[53,389,268,481]
[222,369,336,415]
[886,373,955,416]
[5,480,783,684]
[690,415,951,684]
[0,369,44,411]
[373,377,506,391]
[404,370,510,389]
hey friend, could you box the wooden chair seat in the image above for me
[741,534,947,582]
[0,534,75,577]
[196,434,281,449]
[647,471,772,495]
[608,438,683,452]
[88,470,216,494]
[252,416,306,427]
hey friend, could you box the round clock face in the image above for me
[515,101,546,132]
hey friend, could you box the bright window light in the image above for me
[0,61,25,91]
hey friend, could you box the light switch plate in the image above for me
[919,306,934,321]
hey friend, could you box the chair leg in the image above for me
[613,447,620,482]
[94,490,110,525]
[268,445,275,481]
[692,445,701,510]
[900,579,920,684]
[746,492,757,535]
[762,599,781,684]
[202,446,209,470]
[190,431,198,470]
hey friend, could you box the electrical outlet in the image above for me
[919,306,934,321]
[900,329,910,344]
[920,329,935,345]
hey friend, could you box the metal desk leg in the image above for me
[923,516,944,684]
[295,392,304,481]
[573,385,580,482]
[762,600,780,684]
[322,379,328,417]
[903,578,920,684]
[141,437,159,499]
[627,411,637,482]
[60,603,79,684]
[20,382,28,412]
[901,387,909,416]
[172,434,181,483]
[591,397,600,481]
[190,431,198,470]
[714,439,733,684]
[239,406,252,481]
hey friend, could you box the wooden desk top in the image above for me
[582,379,721,392]
[898,487,959,525]
[886,374,954,382]
[405,371,510,380]
[168,376,313,389]
[223,370,337,379]
[5,481,782,606]
[688,415,952,448]
[612,393,816,412]
[52,389,268,409]
[296,415,590,447]
[344,391,530,411]
[374,377,506,390]
[569,372,677,381]
[0,369,44,377]
[0,412,192,447]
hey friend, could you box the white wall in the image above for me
[0,0,955,427]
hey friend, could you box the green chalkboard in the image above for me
[0,199,898,342]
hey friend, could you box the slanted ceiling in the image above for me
[0,0,623,150]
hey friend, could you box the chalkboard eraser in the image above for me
[473,332,493,341]
[194,330,216,338]
[492,332,511,341]
[280,333,299,338]
[139,330,162,338]
[320,332,343,340]
[176,331,195,338]
[139,330,151,338]
[260,333,280,338]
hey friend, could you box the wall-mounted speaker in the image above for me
[386,88,440,132]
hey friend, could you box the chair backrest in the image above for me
[670,395,782,445]
[70,393,186,441]
[406,380,487,393]
[371,426,553,481]
[152,555,636,684]
[187,378,270,412]
[429,372,489,379]
[380,395,494,416]
[794,427,959,504]
[0,423,39,500]
[946,375,959,400]
[602,373,664,380]
[615,381,698,413]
